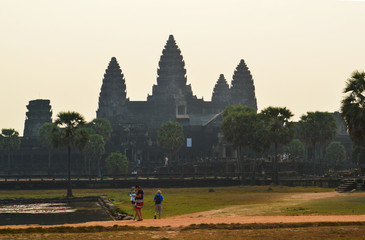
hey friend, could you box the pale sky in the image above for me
[1,0,365,135]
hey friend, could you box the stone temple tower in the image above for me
[230,59,258,112]
[211,74,231,111]
[23,99,52,137]
[97,57,128,124]
[148,35,194,104]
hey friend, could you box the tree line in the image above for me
[0,112,128,198]
[220,105,341,185]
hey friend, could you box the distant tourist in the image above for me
[129,187,137,220]
[153,190,164,219]
[134,185,144,221]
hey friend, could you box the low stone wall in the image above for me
[98,196,133,220]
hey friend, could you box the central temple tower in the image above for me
[148,35,195,115]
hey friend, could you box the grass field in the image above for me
[283,193,365,216]
[2,186,365,218]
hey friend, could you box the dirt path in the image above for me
[2,192,365,229]
[2,215,365,229]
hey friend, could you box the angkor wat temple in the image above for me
[0,34,354,177]
[96,35,258,166]
[0,35,259,175]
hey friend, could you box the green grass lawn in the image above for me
[282,193,365,215]
[1,186,365,219]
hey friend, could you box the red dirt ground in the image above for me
[1,215,365,229]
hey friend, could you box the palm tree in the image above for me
[0,128,21,172]
[87,118,112,142]
[83,134,105,178]
[38,123,58,174]
[261,107,295,184]
[341,71,365,172]
[157,121,185,165]
[221,105,256,185]
[53,111,89,198]
[299,111,337,174]
[249,114,271,185]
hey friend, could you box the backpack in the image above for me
[155,194,162,204]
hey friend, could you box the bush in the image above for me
[325,141,346,163]
[283,139,305,161]
[105,153,128,175]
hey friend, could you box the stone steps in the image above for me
[336,178,364,193]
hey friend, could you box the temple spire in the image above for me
[97,57,128,123]
[212,74,230,104]
[156,34,187,88]
[230,59,258,111]
[149,35,193,102]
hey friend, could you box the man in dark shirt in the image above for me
[134,185,144,221]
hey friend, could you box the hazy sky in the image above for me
[1,0,365,135]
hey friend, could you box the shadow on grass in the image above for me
[1,222,365,234]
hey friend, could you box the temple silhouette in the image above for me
[95,35,258,165]
[0,35,353,177]
[6,34,259,174]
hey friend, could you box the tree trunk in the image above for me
[273,142,279,185]
[48,150,51,175]
[98,158,101,179]
[318,144,323,175]
[305,144,308,161]
[238,147,245,185]
[250,153,257,186]
[312,142,316,175]
[67,145,73,198]
[88,158,91,178]
[83,156,87,175]
[7,151,11,174]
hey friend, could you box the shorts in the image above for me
[135,201,144,208]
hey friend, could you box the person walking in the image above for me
[134,185,144,221]
[153,190,164,219]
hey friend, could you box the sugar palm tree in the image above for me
[341,71,365,172]
[87,118,112,142]
[53,111,89,198]
[83,134,105,178]
[0,128,21,172]
[157,121,184,164]
[249,114,271,185]
[261,107,295,184]
[299,111,337,174]
[221,105,256,185]
[38,123,59,174]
